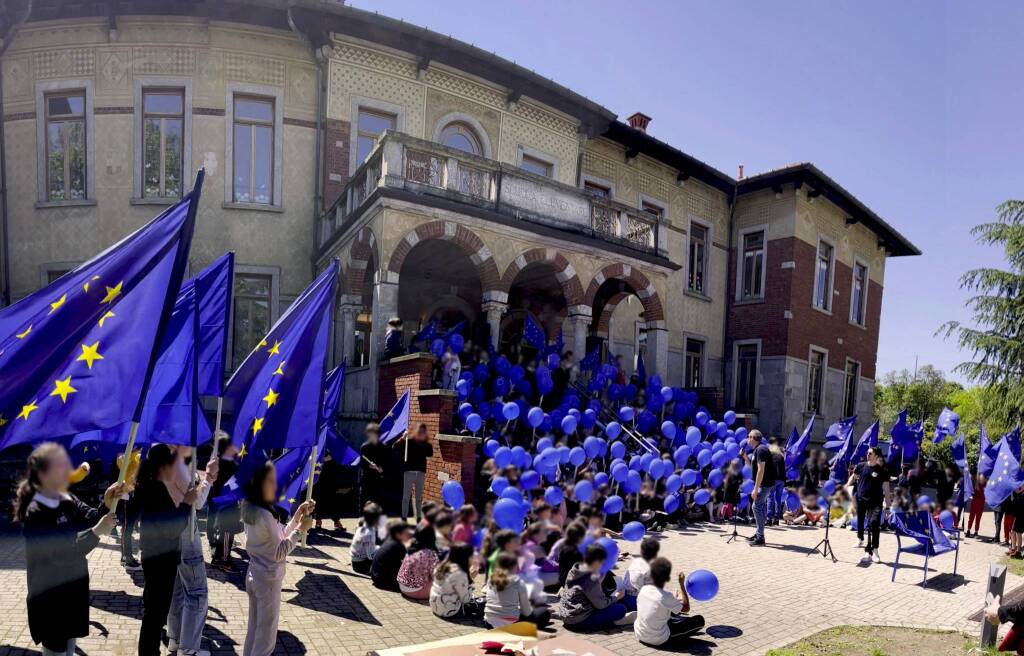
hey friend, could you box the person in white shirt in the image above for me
[634,557,705,648]
[350,503,382,574]
[622,536,659,611]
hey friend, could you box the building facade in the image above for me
[0,1,919,440]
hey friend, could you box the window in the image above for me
[641,200,664,219]
[843,359,860,417]
[438,121,482,155]
[356,108,396,164]
[735,343,758,409]
[688,222,708,294]
[739,229,765,300]
[807,348,827,414]
[232,96,274,204]
[142,89,184,199]
[519,152,553,177]
[45,92,87,201]
[814,239,834,310]
[233,274,273,366]
[850,261,868,325]
[685,338,704,388]
[584,180,611,198]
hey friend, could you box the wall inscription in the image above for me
[500,175,589,227]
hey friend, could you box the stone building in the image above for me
[0,0,919,440]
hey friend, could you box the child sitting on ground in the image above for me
[429,542,483,619]
[350,502,382,575]
[484,552,551,628]
[634,557,706,648]
[622,536,659,611]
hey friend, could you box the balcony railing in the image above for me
[318,132,663,258]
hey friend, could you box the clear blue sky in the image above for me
[353,0,1022,383]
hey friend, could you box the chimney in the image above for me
[627,112,652,133]
[737,164,745,180]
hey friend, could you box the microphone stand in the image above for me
[721,502,747,544]
[810,498,837,562]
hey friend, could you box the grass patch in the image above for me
[1001,555,1024,578]
[764,625,992,656]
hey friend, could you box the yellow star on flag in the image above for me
[50,376,77,403]
[267,340,281,356]
[77,341,104,369]
[98,311,115,327]
[273,361,286,376]
[48,294,67,314]
[0,415,7,427]
[259,338,268,348]
[252,417,265,435]
[238,443,248,459]
[101,281,123,304]
[17,400,39,420]
[288,498,296,504]
[83,275,100,292]
[16,325,32,339]
[262,388,279,408]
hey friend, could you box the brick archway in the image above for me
[343,225,379,299]
[499,248,585,307]
[584,263,665,324]
[386,220,500,292]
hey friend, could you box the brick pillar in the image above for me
[378,354,479,504]
[322,118,350,211]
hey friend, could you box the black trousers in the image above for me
[139,553,180,656]
[641,614,706,648]
[857,502,882,554]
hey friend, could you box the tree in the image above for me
[939,200,1024,425]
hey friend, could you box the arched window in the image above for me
[439,121,483,155]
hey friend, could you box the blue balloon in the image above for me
[449,333,465,352]
[665,473,682,494]
[624,383,638,400]
[661,386,674,402]
[605,421,622,440]
[639,452,655,473]
[547,353,560,369]
[484,439,500,457]
[706,419,718,435]
[582,409,597,429]
[494,446,512,469]
[619,406,635,422]
[557,445,571,464]
[593,471,609,488]
[725,443,740,460]
[664,494,680,513]
[681,469,697,486]
[536,437,554,453]
[708,469,724,489]
[458,402,474,418]
[647,459,666,480]
[738,493,750,510]
[695,411,709,427]
[939,509,955,529]
[494,498,526,530]
[610,441,626,460]
[603,495,625,514]
[472,527,487,550]
[711,451,728,469]
[442,480,465,508]
[490,476,509,495]
[511,446,530,468]
[495,355,511,375]
[735,427,748,441]
[673,445,692,468]
[917,495,933,508]
[685,426,702,448]
[561,415,578,434]
[623,521,646,542]
[740,479,754,495]
[526,406,545,428]
[716,422,728,438]
[466,413,482,433]
[521,470,541,490]
[583,436,604,459]
[624,470,642,494]
[456,379,469,397]
[568,446,586,467]
[508,364,525,383]
[502,402,520,421]
[742,464,752,478]
[597,537,619,575]
[822,479,837,496]
[499,486,523,503]
[696,450,712,468]
[685,569,719,602]
[628,455,643,471]
[661,421,677,440]
[544,485,564,506]
[723,410,736,427]
[610,462,629,483]
[574,479,594,503]
[694,489,711,505]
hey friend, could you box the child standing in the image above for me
[16,443,121,656]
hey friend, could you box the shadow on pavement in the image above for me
[285,570,382,625]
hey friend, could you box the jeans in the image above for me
[401,470,426,521]
[753,486,769,539]
[167,528,209,652]
[120,506,137,561]
[40,638,75,656]
[767,481,784,520]
[567,603,627,631]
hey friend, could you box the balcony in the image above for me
[317,131,666,259]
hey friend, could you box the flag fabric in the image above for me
[544,330,564,357]
[319,363,356,464]
[933,407,960,444]
[826,417,857,482]
[885,441,903,471]
[523,315,546,350]
[1000,427,1022,461]
[379,389,411,446]
[959,467,974,507]
[852,420,880,464]
[890,410,922,463]
[785,414,815,471]
[823,416,856,450]
[412,320,437,346]
[984,438,1024,507]
[950,433,968,470]
[0,173,202,452]
[580,347,600,372]
[636,352,647,385]
[979,424,998,477]
[194,252,234,397]
[274,426,328,515]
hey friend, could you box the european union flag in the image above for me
[445,320,466,340]
[933,407,960,444]
[379,389,411,446]
[0,172,201,451]
[826,416,856,482]
[852,420,880,464]
[636,352,647,385]
[950,433,968,470]
[523,314,546,350]
[984,438,1024,507]
[999,427,1022,461]
[320,363,356,464]
[960,467,974,507]
[194,252,234,397]
[979,424,997,477]
[274,426,327,515]
[785,414,816,471]
[890,410,922,462]
[412,320,437,346]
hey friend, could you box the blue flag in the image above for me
[0,173,201,451]
[1000,427,1022,461]
[785,414,815,471]
[412,320,437,346]
[824,416,856,450]
[826,416,856,482]
[978,424,997,477]
[523,314,546,350]
[580,347,600,372]
[960,467,974,506]
[950,433,968,470]
[890,410,922,463]
[852,420,880,464]
[984,438,1024,507]
[933,407,960,444]
[194,252,234,397]
[320,363,357,465]
[544,330,564,357]
[886,441,903,470]
[445,320,466,340]
[274,426,328,515]
[379,389,411,446]
[636,352,647,385]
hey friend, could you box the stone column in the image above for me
[566,304,592,360]
[337,295,360,366]
[369,272,400,412]
[481,290,508,350]
[646,319,669,379]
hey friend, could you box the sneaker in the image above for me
[179,649,211,656]
[613,611,637,626]
[871,552,881,564]
[746,534,758,542]
[860,554,873,565]
[122,556,142,572]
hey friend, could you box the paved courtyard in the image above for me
[0,514,1011,656]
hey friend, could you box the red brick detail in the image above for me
[377,355,478,504]
[726,236,883,379]
[386,220,501,293]
[344,226,379,297]
[322,118,350,212]
[499,248,584,306]
[594,291,630,333]
[583,263,665,322]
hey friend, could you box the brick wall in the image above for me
[322,118,350,212]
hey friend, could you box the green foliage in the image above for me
[938,200,1024,425]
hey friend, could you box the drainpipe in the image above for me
[721,180,738,399]
[0,0,33,306]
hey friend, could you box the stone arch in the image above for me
[343,225,379,298]
[499,247,585,307]
[386,220,501,292]
[432,112,493,159]
[584,263,665,323]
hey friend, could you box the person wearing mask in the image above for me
[847,446,891,564]
[397,423,433,523]
[747,430,773,546]
[358,423,388,509]
[240,460,314,656]
[16,443,122,656]
[371,519,413,591]
[634,558,705,648]
[137,444,194,656]
[559,543,634,631]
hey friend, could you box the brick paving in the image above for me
[0,514,1012,656]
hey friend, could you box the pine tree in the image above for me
[939,200,1024,424]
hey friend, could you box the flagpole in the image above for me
[110,422,140,514]
[300,444,317,547]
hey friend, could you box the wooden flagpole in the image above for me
[110,422,140,514]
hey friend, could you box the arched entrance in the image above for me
[501,261,567,355]
[397,239,484,348]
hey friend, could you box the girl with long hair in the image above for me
[429,542,482,619]
[397,524,440,599]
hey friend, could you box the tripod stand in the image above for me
[721,504,748,544]
[810,500,837,562]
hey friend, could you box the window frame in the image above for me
[133,77,192,204]
[356,107,397,164]
[735,224,768,301]
[732,338,761,410]
[432,112,492,159]
[849,257,870,327]
[516,144,558,179]
[843,357,861,418]
[228,264,280,368]
[684,336,706,388]
[581,173,615,199]
[806,345,829,415]
[349,95,406,174]
[687,216,712,296]
[639,194,666,220]
[812,236,836,312]
[224,83,284,210]
[35,79,95,205]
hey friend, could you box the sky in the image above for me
[352,0,1023,383]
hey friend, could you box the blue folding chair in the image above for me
[890,510,960,587]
